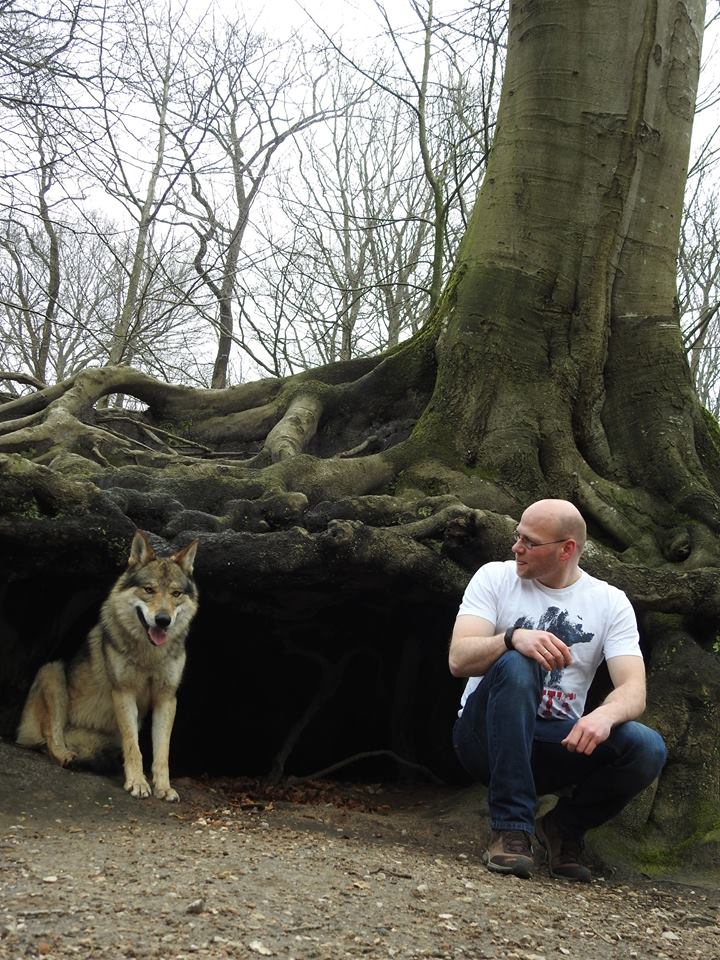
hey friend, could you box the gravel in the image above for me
[1,740,718,960]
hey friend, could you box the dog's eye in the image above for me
[144,586,155,595]
[172,591,182,598]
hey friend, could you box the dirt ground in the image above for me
[1,739,718,960]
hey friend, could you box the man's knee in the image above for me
[613,720,667,780]
[492,650,544,690]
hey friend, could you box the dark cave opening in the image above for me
[1,565,467,786]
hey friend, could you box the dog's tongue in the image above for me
[149,627,168,646]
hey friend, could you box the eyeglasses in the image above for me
[513,531,569,550]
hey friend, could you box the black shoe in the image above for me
[535,813,592,883]
[485,829,534,879]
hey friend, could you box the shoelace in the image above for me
[557,837,584,864]
[501,831,531,854]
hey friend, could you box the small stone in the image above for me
[661,931,680,941]
[248,940,273,956]
[186,899,205,915]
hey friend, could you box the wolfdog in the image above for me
[16,530,199,801]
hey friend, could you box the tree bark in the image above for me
[428,1,708,520]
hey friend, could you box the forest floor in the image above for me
[1,739,718,960]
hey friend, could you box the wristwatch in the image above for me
[504,627,516,650]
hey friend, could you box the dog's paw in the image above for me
[154,784,180,802]
[125,775,152,798]
[53,749,77,768]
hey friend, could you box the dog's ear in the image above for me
[172,539,198,576]
[128,530,156,567]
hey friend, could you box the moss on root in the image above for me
[589,814,720,880]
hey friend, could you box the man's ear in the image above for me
[561,539,577,560]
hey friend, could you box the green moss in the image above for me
[586,771,720,879]
[459,463,501,483]
[23,499,41,519]
[4,496,43,520]
[591,822,720,879]
[638,809,720,875]
[699,404,720,443]
[695,405,720,476]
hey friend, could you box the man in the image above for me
[449,499,666,881]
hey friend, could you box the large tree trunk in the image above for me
[427,0,707,519]
[1,0,717,875]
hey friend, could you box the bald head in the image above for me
[522,499,587,553]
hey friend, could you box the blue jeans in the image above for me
[452,650,667,838]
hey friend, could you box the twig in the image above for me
[287,750,444,785]
[99,412,215,454]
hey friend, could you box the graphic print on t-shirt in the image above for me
[513,606,595,718]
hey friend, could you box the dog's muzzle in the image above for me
[136,607,171,646]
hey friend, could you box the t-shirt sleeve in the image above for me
[604,589,643,659]
[457,562,503,625]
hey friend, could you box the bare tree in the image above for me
[313,0,504,306]
[77,0,207,369]
[171,20,336,388]
[0,209,212,389]
[680,167,720,413]
[0,93,70,386]
[0,2,213,391]
[0,0,506,388]
[0,0,83,111]
[241,1,505,375]
[0,216,107,383]
[249,84,435,373]
[678,7,720,411]
[0,0,93,221]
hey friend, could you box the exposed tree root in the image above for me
[3,354,713,593]
[3,449,719,624]
[264,394,325,463]
[0,370,47,394]
[0,339,432,469]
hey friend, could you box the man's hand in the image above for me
[562,709,613,755]
[562,656,647,755]
[449,618,572,678]
[511,629,573,672]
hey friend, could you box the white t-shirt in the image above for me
[456,560,642,721]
